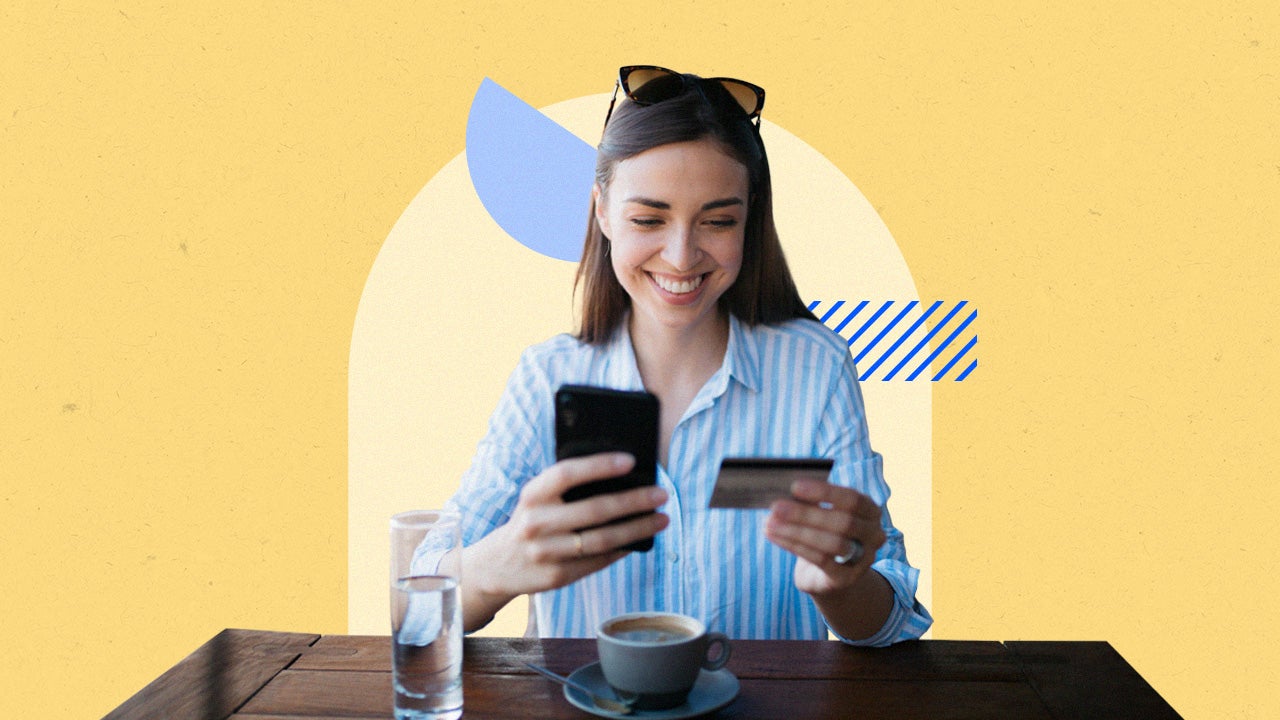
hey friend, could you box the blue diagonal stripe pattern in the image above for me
[807,300,978,381]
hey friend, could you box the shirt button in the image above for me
[668,553,680,564]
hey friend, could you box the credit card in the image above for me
[708,458,835,509]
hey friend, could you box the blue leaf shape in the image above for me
[466,78,598,262]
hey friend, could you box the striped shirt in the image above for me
[446,314,932,645]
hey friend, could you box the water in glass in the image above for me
[391,575,462,720]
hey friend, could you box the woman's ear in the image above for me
[592,184,610,236]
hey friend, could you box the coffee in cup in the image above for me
[596,612,731,710]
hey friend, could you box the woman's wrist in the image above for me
[808,566,894,641]
[460,533,519,632]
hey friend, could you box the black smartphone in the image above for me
[554,384,660,552]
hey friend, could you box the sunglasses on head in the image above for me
[602,65,766,131]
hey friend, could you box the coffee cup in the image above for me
[596,612,731,710]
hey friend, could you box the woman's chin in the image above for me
[633,301,726,339]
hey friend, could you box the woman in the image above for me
[447,66,931,645]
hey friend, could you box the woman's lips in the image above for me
[650,273,705,295]
[646,272,709,307]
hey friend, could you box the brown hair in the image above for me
[574,73,816,343]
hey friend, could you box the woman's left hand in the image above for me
[764,479,887,596]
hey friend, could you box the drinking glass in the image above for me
[390,510,463,720]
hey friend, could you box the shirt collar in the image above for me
[724,313,761,393]
[602,317,647,391]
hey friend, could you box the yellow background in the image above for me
[3,3,1277,718]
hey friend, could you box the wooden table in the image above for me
[105,629,1181,719]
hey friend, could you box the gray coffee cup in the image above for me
[596,612,731,710]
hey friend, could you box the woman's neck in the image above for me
[628,310,730,397]
[628,310,731,467]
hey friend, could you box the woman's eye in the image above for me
[706,218,739,228]
[629,218,663,227]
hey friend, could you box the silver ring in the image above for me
[572,531,585,558]
[833,539,864,566]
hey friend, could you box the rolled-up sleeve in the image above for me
[445,346,554,547]
[816,348,933,646]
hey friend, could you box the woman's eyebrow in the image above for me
[623,196,670,209]
[701,197,744,211]
[622,196,745,210]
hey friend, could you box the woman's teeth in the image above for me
[653,274,704,295]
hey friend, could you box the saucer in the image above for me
[563,662,739,719]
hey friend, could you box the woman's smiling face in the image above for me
[594,138,749,341]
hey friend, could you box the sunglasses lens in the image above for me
[614,67,764,122]
[624,67,684,104]
[719,80,763,118]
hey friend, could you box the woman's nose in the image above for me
[661,226,701,270]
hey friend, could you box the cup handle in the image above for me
[702,632,731,671]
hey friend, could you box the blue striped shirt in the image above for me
[447,314,932,645]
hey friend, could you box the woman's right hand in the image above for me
[461,452,669,630]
